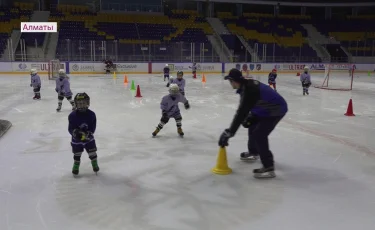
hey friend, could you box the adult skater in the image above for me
[300,66,311,95]
[68,92,99,175]
[218,68,288,178]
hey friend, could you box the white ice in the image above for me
[0,72,375,230]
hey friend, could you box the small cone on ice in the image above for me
[344,99,355,116]
[368,71,371,77]
[124,75,128,83]
[202,74,206,83]
[113,72,116,79]
[212,147,232,175]
[296,72,300,76]
[135,85,142,97]
[130,80,136,90]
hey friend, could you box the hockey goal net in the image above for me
[48,59,62,80]
[314,63,354,91]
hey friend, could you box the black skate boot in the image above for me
[72,161,80,175]
[33,94,38,100]
[240,152,259,161]
[152,127,161,137]
[56,103,62,112]
[177,127,184,137]
[91,159,99,174]
[253,167,275,179]
[306,91,309,95]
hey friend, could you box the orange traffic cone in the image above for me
[135,85,142,97]
[296,72,300,76]
[124,75,128,83]
[202,74,206,83]
[344,99,355,116]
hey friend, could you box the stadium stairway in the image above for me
[0,3,33,61]
[217,12,320,63]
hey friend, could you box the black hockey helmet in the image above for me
[74,92,90,111]
[177,71,183,77]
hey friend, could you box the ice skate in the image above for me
[56,104,62,112]
[306,91,309,95]
[177,127,184,137]
[33,95,38,100]
[91,159,99,174]
[152,127,160,137]
[253,167,275,179]
[240,152,259,161]
[72,161,80,175]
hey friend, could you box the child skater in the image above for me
[163,64,170,81]
[268,69,277,91]
[30,69,41,100]
[56,69,75,111]
[68,93,99,175]
[300,66,311,95]
[169,71,186,95]
[152,84,190,137]
[189,62,197,79]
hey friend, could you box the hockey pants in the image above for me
[248,116,283,168]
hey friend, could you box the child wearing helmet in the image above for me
[300,66,311,95]
[152,83,190,137]
[169,71,186,95]
[55,69,75,111]
[163,64,170,81]
[30,69,41,100]
[268,69,277,91]
[68,92,99,175]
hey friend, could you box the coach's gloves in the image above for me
[184,101,190,110]
[218,129,233,147]
[242,113,255,128]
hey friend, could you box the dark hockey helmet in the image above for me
[74,92,90,111]
[177,71,183,78]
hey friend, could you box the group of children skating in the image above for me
[261,66,311,95]
[29,69,99,176]
[27,64,311,176]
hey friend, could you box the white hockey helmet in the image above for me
[165,64,169,67]
[304,66,309,71]
[169,83,180,95]
[30,69,37,75]
[58,69,65,77]
[169,75,174,79]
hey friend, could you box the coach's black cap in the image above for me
[224,68,244,82]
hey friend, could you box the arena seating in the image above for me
[0,3,33,56]
[218,12,319,62]
[313,16,375,57]
[50,6,216,61]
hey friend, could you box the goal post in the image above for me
[48,59,61,80]
[314,63,354,91]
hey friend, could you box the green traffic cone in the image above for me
[130,80,135,90]
[368,71,371,77]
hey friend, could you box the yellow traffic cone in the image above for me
[211,147,232,175]
[113,72,116,79]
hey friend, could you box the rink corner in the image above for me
[0,120,12,138]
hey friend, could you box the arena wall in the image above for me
[0,62,373,75]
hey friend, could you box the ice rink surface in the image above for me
[0,72,375,230]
